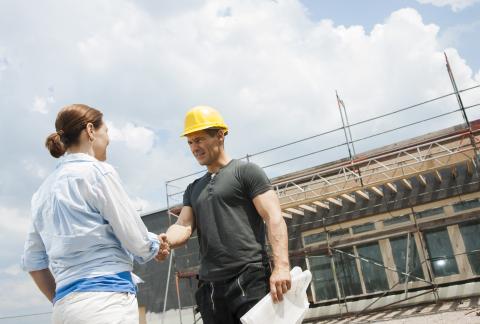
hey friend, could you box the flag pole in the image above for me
[336,91,364,187]
[336,90,353,160]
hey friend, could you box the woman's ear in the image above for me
[86,123,95,141]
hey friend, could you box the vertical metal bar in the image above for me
[341,98,357,158]
[336,91,365,187]
[411,207,440,303]
[338,251,351,314]
[336,90,353,161]
[329,251,345,316]
[162,181,176,324]
[445,52,470,128]
[403,232,411,299]
[162,250,174,324]
[175,273,183,324]
[445,52,479,170]
[323,216,346,315]
[189,276,200,324]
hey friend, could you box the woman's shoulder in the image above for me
[91,160,117,177]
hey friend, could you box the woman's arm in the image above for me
[29,269,56,302]
[93,171,160,263]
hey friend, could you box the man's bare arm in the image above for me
[156,206,195,261]
[253,189,291,303]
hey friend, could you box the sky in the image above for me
[0,0,480,322]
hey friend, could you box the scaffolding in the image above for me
[275,126,480,217]
[298,194,480,322]
[160,56,480,323]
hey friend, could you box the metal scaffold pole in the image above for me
[445,52,480,169]
[403,232,411,299]
[336,90,365,187]
[161,251,174,324]
[161,182,173,324]
[161,182,184,324]
[336,90,354,161]
[445,52,470,129]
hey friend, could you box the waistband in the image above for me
[200,262,268,285]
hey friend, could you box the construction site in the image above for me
[133,59,480,323]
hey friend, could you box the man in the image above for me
[160,106,291,324]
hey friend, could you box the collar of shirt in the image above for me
[58,153,98,167]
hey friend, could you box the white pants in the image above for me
[52,292,139,324]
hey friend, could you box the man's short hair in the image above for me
[205,128,224,137]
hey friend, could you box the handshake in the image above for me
[155,233,171,262]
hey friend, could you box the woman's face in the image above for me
[92,123,109,161]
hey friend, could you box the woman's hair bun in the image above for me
[45,132,66,158]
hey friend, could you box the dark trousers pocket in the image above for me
[230,263,270,319]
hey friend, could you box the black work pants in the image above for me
[195,262,270,324]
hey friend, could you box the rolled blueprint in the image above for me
[240,266,312,324]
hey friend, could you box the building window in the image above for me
[304,232,327,246]
[390,235,424,282]
[424,228,459,277]
[383,214,410,227]
[356,243,390,293]
[329,228,350,239]
[352,223,375,234]
[308,254,337,301]
[333,248,363,297]
[453,198,480,213]
[415,207,444,219]
[459,221,480,275]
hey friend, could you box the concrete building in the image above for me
[134,119,480,323]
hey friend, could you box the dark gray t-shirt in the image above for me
[183,159,272,281]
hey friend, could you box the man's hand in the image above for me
[269,265,291,303]
[155,233,170,262]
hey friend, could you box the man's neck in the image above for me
[207,153,231,174]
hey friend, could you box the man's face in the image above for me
[186,130,223,166]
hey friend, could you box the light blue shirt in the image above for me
[21,153,159,289]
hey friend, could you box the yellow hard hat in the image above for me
[181,106,229,136]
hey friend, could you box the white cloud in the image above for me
[1,263,22,276]
[416,0,480,11]
[22,159,48,179]
[107,121,156,154]
[1,2,478,199]
[32,96,48,114]
[131,196,151,213]
[31,85,56,114]
[0,273,52,315]
[0,206,47,318]
[3,1,479,211]
[0,49,9,81]
[0,56,8,72]
[0,206,30,235]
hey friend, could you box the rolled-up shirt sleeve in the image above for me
[93,170,159,264]
[21,223,49,271]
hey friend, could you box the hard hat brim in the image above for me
[181,124,229,137]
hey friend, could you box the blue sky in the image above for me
[0,0,479,322]
[301,0,480,72]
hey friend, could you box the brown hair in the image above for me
[205,128,227,137]
[45,104,103,158]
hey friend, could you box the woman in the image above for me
[21,104,167,323]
